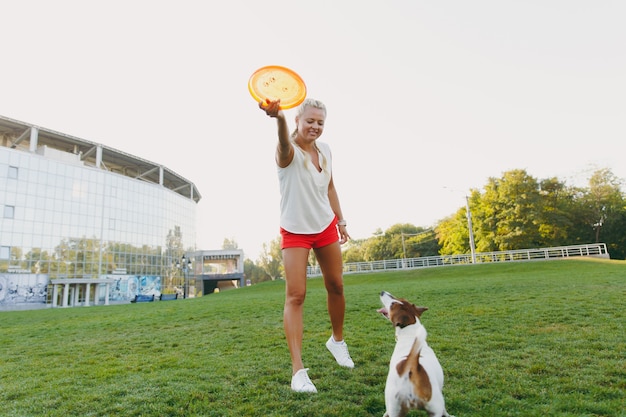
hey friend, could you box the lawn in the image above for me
[1,258,624,417]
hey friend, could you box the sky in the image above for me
[2,1,625,260]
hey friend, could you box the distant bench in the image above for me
[131,294,154,303]
[159,293,178,301]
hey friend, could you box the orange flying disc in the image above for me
[248,65,307,110]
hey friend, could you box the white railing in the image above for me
[306,243,609,276]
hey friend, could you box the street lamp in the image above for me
[444,187,477,264]
[176,255,193,299]
[465,195,477,264]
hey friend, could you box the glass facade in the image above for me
[0,119,199,304]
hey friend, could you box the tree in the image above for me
[243,258,271,284]
[436,209,470,256]
[581,168,623,242]
[342,239,366,263]
[569,168,626,257]
[467,170,544,251]
[361,228,393,261]
[439,170,585,255]
[536,177,575,247]
[258,236,283,279]
[350,224,438,261]
[398,228,438,259]
[437,167,626,259]
[221,238,239,250]
[602,210,626,259]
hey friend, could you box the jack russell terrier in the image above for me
[378,291,454,417]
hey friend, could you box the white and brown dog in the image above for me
[378,291,454,417]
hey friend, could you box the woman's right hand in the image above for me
[259,99,283,118]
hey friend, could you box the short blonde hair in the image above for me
[296,98,326,118]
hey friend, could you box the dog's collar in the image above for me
[395,322,422,341]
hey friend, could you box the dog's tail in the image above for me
[397,333,433,401]
[396,325,428,374]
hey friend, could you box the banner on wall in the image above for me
[0,274,161,305]
[106,275,161,301]
[0,274,48,305]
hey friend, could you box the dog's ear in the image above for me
[412,304,428,318]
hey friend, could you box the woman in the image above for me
[259,97,354,393]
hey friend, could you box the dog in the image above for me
[378,291,454,417]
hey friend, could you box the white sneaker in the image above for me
[291,368,317,393]
[326,336,355,368]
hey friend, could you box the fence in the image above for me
[306,243,609,276]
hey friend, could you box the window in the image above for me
[4,205,15,219]
[0,246,10,260]
[8,166,18,179]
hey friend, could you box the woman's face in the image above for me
[296,106,325,142]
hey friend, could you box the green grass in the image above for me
[1,259,625,417]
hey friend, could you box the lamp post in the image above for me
[465,195,477,264]
[444,187,477,264]
[176,255,193,299]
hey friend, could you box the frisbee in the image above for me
[248,65,307,109]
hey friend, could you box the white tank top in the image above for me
[278,141,335,234]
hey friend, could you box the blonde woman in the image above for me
[259,98,354,393]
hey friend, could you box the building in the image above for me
[0,115,200,308]
[188,249,245,295]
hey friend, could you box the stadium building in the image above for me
[0,114,209,308]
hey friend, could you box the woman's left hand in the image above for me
[338,225,350,244]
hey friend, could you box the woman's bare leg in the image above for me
[282,247,311,375]
[314,242,345,341]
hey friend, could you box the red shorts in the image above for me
[280,217,339,250]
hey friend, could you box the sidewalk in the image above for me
[0,300,130,312]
